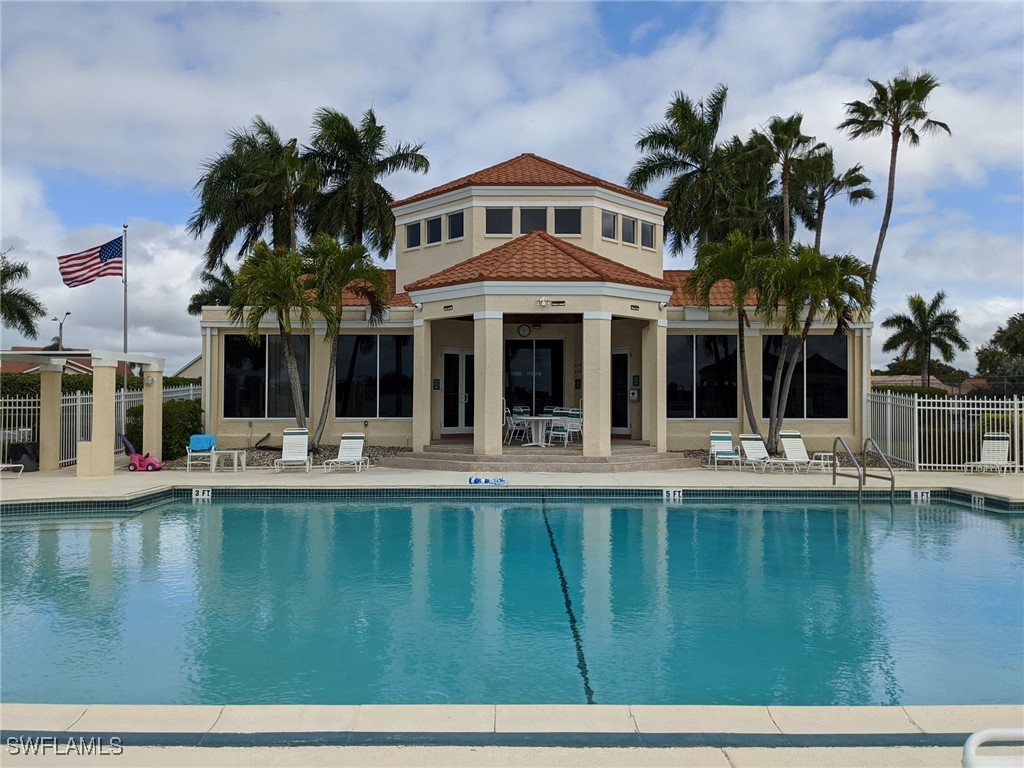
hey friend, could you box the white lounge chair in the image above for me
[708,431,742,470]
[964,432,1013,475]
[186,434,216,472]
[779,430,830,473]
[0,463,24,476]
[504,408,528,444]
[274,427,311,473]
[739,434,797,472]
[324,432,369,473]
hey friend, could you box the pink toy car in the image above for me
[118,433,164,472]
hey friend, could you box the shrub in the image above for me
[0,372,201,397]
[125,399,203,461]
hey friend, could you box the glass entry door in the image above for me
[504,340,563,414]
[611,351,631,434]
[441,350,474,434]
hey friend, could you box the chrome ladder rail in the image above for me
[862,437,896,502]
[832,436,864,501]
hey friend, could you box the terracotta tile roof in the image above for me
[338,271,412,308]
[0,347,134,376]
[392,153,668,209]
[663,270,757,308]
[405,231,674,292]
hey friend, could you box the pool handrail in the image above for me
[862,437,895,500]
[832,436,863,501]
[962,727,1024,768]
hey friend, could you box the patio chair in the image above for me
[324,432,369,473]
[739,434,797,473]
[566,409,583,443]
[964,432,1013,475]
[0,463,24,476]
[274,427,311,473]
[186,434,216,472]
[708,431,742,470]
[504,408,528,444]
[779,430,829,473]
[548,417,570,447]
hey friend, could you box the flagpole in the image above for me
[122,223,128,392]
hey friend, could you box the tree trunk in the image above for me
[737,310,761,437]
[311,324,340,448]
[921,345,930,390]
[870,126,900,294]
[277,315,306,429]
[781,162,791,252]
[771,316,814,451]
[766,332,793,453]
[814,195,826,252]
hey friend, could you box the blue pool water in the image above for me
[2,496,1022,706]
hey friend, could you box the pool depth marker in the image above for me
[541,500,595,705]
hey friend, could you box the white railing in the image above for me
[0,384,202,467]
[869,390,1021,472]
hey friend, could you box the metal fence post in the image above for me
[912,393,920,471]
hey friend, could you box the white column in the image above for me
[473,311,504,456]
[412,318,432,451]
[582,312,612,457]
[641,318,667,451]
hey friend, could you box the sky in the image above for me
[2,1,1022,376]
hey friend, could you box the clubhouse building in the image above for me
[199,154,871,456]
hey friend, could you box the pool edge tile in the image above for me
[0,704,89,732]
[210,705,360,734]
[351,704,494,733]
[767,705,919,734]
[902,705,1024,733]
[495,704,635,733]
[630,705,778,734]
[71,704,223,734]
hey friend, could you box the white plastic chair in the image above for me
[548,417,570,447]
[0,463,24,476]
[324,432,369,473]
[274,428,311,473]
[504,408,528,444]
[964,432,1013,475]
[779,430,829,473]
[708,431,741,470]
[739,434,797,472]
[186,434,216,472]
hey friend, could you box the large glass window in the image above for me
[520,208,547,233]
[425,217,442,244]
[336,335,414,418]
[666,335,737,418]
[223,334,310,419]
[504,340,564,414]
[554,208,581,235]
[622,217,637,244]
[601,210,617,239]
[447,211,464,240]
[641,221,655,248]
[406,222,421,249]
[762,335,848,418]
[485,208,513,235]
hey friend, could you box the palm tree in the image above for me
[188,116,315,270]
[881,291,969,388]
[303,233,391,447]
[627,84,732,253]
[758,248,873,451]
[684,231,778,433]
[796,149,875,252]
[1,251,46,339]
[227,242,314,427]
[750,114,825,253]
[837,69,951,288]
[305,108,430,260]
[187,263,237,316]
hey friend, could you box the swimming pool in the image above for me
[2,494,1021,706]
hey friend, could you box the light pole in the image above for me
[51,311,70,351]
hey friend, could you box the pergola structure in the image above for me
[0,349,165,477]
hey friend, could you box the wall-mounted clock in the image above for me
[517,324,532,337]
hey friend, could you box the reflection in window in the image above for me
[666,335,737,418]
[622,217,636,244]
[601,210,617,239]
[336,335,414,418]
[485,208,513,235]
[223,334,310,419]
[554,208,581,235]
[641,221,655,248]
[447,211,464,240]
[762,335,848,418]
[426,217,442,244]
[406,222,421,248]
[520,208,547,233]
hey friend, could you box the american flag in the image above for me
[57,237,123,288]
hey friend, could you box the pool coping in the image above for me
[2,704,1022,749]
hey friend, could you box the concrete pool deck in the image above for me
[2,465,1022,766]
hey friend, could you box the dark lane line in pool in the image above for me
[541,500,595,705]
